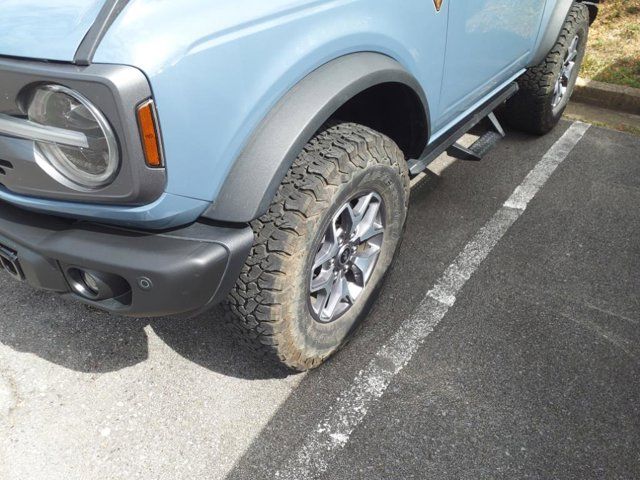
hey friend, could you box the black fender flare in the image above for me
[529,0,597,67]
[203,52,430,223]
[529,0,573,67]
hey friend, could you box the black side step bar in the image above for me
[408,82,519,175]
[445,112,506,162]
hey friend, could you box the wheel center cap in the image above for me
[337,245,353,266]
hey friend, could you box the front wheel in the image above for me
[501,3,590,135]
[225,123,410,371]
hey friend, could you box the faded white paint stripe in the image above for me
[275,122,590,480]
[504,123,590,211]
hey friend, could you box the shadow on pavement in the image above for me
[150,307,291,380]
[0,275,290,379]
[0,282,150,373]
[0,171,449,380]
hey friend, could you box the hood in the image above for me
[0,0,107,62]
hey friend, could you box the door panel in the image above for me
[438,0,547,123]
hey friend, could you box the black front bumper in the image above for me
[0,201,253,317]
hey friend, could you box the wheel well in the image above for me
[576,0,599,24]
[329,82,429,159]
[204,53,431,223]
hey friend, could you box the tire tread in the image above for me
[502,3,590,134]
[225,122,409,370]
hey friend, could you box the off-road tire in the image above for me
[501,3,590,134]
[225,123,410,371]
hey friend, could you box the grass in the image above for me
[564,113,640,136]
[581,0,640,89]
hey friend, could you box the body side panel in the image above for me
[438,0,548,125]
[1,0,554,228]
[94,0,449,206]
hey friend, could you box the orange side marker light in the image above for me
[137,100,164,168]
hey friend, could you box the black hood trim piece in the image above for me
[74,0,131,66]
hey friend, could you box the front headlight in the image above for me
[27,85,119,190]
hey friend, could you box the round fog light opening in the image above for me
[67,268,101,300]
[81,271,101,296]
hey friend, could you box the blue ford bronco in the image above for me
[0,0,598,370]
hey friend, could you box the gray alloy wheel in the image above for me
[552,34,580,113]
[225,122,410,371]
[309,191,385,323]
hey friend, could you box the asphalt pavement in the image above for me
[1,120,638,480]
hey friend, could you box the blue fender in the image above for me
[94,0,449,222]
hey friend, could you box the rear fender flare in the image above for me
[530,0,573,67]
[530,0,596,67]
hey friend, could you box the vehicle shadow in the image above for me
[0,281,149,373]
[150,307,291,380]
[0,274,290,379]
[0,170,443,381]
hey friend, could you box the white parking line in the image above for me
[275,122,590,480]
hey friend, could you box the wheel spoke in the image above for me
[567,36,580,62]
[340,206,356,239]
[342,201,362,237]
[310,269,334,295]
[562,36,579,81]
[563,61,576,82]
[321,273,348,320]
[354,197,383,243]
[552,35,580,110]
[351,246,381,286]
[566,46,578,65]
[309,190,386,323]
[552,78,562,107]
[312,227,340,271]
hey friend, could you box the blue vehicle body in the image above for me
[0,0,562,228]
[0,0,593,317]
[0,0,106,62]
[100,0,546,219]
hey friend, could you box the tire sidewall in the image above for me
[548,9,589,121]
[500,4,590,135]
[286,163,407,359]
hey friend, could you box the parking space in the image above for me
[1,121,638,479]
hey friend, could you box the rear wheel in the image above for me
[225,122,410,371]
[501,3,590,134]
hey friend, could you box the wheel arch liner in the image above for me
[579,1,601,24]
[202,52,430,223]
